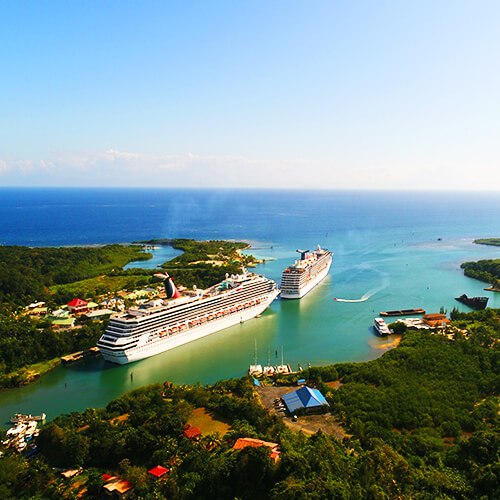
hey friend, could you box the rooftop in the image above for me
[148,465,169,478]
[282,386,329,413]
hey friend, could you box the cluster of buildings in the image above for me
[24,286,165,329]
[398,313,451,330]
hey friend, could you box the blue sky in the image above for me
[1,1,499,189]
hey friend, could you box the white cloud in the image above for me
[0,150,312,188]
[1,149,499,190]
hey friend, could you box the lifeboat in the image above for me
[256,298,261,304]
[180,324,188,331]
[249,300,255,306]
[236,304,243,311]
[208,314,215,320]
[169,326,178,334]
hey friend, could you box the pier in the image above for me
[61,347,100,364]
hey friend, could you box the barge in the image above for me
[380,308,426,317]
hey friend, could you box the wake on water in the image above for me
[334,295,370,303]
[334,277,389,303]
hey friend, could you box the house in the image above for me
[85,308,114,318]
[67,298,89,314]
[102,476,134,499]
[422,313,451,328]
[148,465,169,479]
[282,386,329,414]
[52,308,69,318]
[49,317,75,329]
[183,424,202,441]
[29,306,48,316]
[60,468,82,478]
[233,437,281,463]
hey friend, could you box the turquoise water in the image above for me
[124,245,183,269]
[0,189,499,424]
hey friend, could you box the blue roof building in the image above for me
[282,386,329,413]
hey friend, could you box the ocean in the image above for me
[0,187,499,423]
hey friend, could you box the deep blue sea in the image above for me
[0,187,499,423]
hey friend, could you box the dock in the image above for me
[61,347,100,364]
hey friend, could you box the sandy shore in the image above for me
[373,334,402,350]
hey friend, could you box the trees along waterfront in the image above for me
[0,240,255,389]
[1,309,497,499]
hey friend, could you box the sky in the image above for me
[1,1,499,190]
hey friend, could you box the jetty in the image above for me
[61,347,100,364]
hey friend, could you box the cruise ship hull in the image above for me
[99,289,279,364]
[281,257,332,299]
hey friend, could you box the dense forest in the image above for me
[0,240,257,388]
[0,309,106,388]
[0,240,256,307]
[0,245,151,307]
[461,259,500,289]
[1,309,498,499]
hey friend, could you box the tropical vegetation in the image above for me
[461,259,500,290]
[1,308,498,499]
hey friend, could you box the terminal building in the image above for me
[282,386,329,414]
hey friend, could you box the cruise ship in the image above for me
[280,246,332,299]
[97,272,279,364]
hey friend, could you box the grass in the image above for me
[26,357,61,376]
[187,407,231,436]
[1,357,61,389]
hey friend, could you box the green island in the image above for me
[461,260,500,291]
[474,238,500,247]
[0,308,498,499]
[0,240,257,388]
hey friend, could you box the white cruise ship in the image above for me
[280,246,332,299]
[97,272,279,364]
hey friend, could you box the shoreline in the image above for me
[0,358,61,393]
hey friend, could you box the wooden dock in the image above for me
[61,347,100,364]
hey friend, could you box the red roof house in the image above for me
[102,476,134,498]
[183,424,202,441]
[148,465,169,479]
[67,298,89,314]
[233,437,281,462]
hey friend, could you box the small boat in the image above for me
[455,294,489,310]
[380,308,425,317]
[10,413,46,424]
[373,318,391,336]
[263,365,275,376]
[249,339,263,375]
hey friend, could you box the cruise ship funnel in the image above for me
[154,272,181,299]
